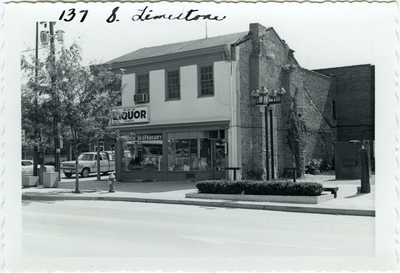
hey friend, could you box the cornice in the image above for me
[110,45,228,70]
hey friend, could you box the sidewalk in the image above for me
[21,174,375,217]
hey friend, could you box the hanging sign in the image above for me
[111,106,149,125]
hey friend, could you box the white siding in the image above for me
[121,73,135,107]
[148,69,165,124]
[120,61,232,125]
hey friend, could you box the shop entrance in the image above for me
[212,139,226,179]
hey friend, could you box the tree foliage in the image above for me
[21,43,123,150]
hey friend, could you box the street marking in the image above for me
[180,235,335,251]
[23,232,71,240]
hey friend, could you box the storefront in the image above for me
[114,122,229,181]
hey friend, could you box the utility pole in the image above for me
[33,22,39,177]
[49,22,61,181]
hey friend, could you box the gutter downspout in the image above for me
[229,45,240,180]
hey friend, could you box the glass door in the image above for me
[212,140,226,179]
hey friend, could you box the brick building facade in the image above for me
[109,23,374,181]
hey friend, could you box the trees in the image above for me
[21,42,123,193]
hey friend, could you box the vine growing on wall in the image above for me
[287,87,306,178]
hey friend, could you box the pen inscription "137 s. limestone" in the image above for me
[132,6,227,22]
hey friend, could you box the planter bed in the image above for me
[185,192,334,204]
[22,176,39,187]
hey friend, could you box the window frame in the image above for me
[165,69,181,101]
[198,64,215,97]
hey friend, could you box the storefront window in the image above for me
[120,131,225,173]
[167,131,211,171]
[122,134,163,171]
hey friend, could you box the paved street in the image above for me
[22,200,375,257]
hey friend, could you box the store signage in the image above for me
[132,134,163,141]
[111,106,149,124]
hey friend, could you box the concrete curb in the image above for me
[185,192,334,204]
[22,194,375,217]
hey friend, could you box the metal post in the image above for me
[74,144,80,193]
[360,147,371,193]
[269,108,275,179]
[56,148,61,181]
[96,138,101,181]
[265,106,269,181]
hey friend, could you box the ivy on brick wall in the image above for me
[287,88,306,178]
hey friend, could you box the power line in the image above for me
[59,22,133,54]
[76,22,136,52]
[94,22,140,49]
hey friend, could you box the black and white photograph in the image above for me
[2,1,397,271]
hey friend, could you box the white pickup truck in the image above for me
[61,151,115,178]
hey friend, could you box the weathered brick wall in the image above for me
[237,23,341,178]
[301,69,337,166]
[238,23,300,179]
[237,35,253,178]
[314,65,375,142]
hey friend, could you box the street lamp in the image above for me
[251,86,286,180]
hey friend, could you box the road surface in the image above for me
[22,200,375,257]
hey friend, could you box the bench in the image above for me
[224,167,241,181]
[284,167,297,182]
[323,187,339,198]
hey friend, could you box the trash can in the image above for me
[38,166,46,185]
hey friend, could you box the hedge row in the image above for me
[196,180,323,196]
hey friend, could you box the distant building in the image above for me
[108,23,374,181]
[314,65,375,142]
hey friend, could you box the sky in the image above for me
[13,1,395,70]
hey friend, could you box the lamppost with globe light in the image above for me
[251,86,286,180]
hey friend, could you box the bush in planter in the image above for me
[196,180,323,196]
[245,161,265,180]
[305,159,323,174]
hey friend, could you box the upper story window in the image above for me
[166,69,180,100]
[135,73,150,103]
[199,65,214,96]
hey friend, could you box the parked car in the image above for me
[61,151,115,178]
[21,160,56,176]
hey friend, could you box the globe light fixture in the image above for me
[252,86,286,106]
[56,30,65,42]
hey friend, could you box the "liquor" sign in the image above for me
[111,106,149,125]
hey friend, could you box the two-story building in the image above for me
[108,23,372,182]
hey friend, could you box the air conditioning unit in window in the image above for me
[134,93,149,103]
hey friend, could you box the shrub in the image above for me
[246,165,265,180]
[305,159,323,174]
[196,180,323,196]
[305,158,333,174]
